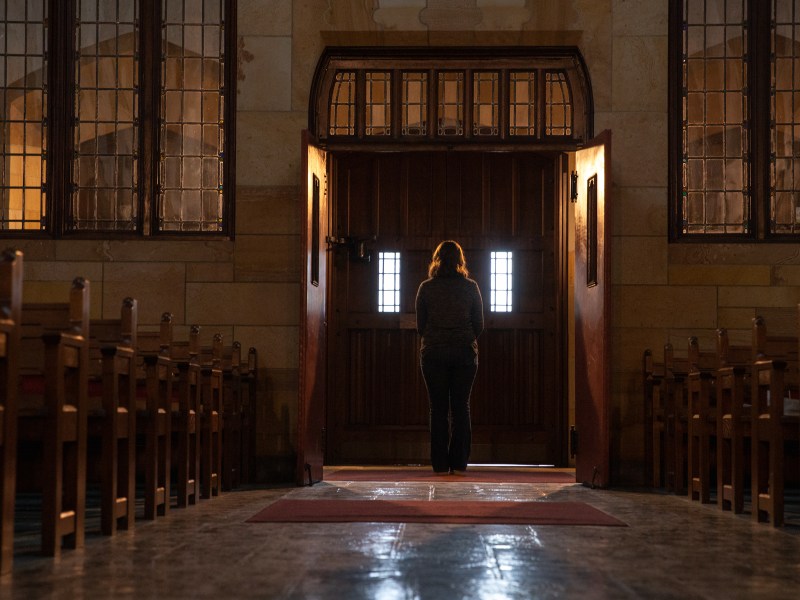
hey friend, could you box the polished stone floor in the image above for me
[2,468,799,599]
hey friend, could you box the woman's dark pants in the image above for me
[420,346,478,473]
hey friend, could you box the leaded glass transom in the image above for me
[366,71,391,137]
[509,71,536,137]
[437,72,464,136]
[473,71,498,136]
[329,71,356,136]
[401,72,427,136]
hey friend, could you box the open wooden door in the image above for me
[573,130,612,487]
[297,131,328,485]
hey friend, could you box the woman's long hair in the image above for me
[428,240,469,278]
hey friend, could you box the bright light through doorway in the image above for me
[378,252,401,312]
[490,251,513,312]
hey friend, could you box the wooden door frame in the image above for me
[322,147,572,467]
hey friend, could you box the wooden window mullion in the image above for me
[48,0,76,236]
[140,0,161,236]
[751,0,771,239]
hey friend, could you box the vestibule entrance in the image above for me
[297,47,610,487]
[327,150,562,466]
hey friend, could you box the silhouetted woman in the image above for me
[415,240,484,474]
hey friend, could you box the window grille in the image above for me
[771,0,800,233]
[401,72,427,136]
[159,0,225,232]
[681,0,748,234]
[366,71,391,136]
[71,0,139,231]
[437,72,464,136]
[509,71,536,137]
[490,251,513,313]
[378,252,401,313]
[473,71,498,136]
[544,71,572,136]
[329,71,356,136]
[0,0,48,230]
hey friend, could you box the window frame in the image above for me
[1,0,237,239]
[669,0,790,242]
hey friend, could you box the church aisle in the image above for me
[2,479,799,599]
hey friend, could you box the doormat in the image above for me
[247,499,627,526]
[325,467,575,484]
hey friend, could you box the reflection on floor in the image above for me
[2,467,800,599]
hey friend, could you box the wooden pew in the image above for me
[18,277,90,557]
[88,298,137,535]
[686,336,718,503]
[198,334,223,499]
[0,249,22,575]
[715,327,751,513]
[644,348,666,488]
[239,347,258,484]
[661,344,690,494]
[171,326,201,507]
[221,341,243,491]
[136,312,174,519]
[750,315,799,527]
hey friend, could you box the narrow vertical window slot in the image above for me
[490,251,513,312]
[378,251,401,312]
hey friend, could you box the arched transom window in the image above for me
[310,47,593,145]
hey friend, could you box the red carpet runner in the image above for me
[247,499,626,526]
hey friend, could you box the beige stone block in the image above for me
[669,243,800,266]
[667,328,720,355]
[186,261,234,282]
[613,186,667,237]
[613,0,668,36]
[7,240,56,261]
[235,234,300,282]
[23,280,104,320]
[614,236,667,285]
[233,325,299,370]
[668,265,770,286]
[612,36,667,112]
[719,286,800,309]
[24,261,103,283]
[612,326,669,373]
[54,240,107,261]
[373,5,427,31]
[239,0,292,36]
[605,112,668,187]
[237,111,307,187]
[773,265,800,286]
[186,282,299,326]
[103,262,186,324]
[475,1,532,31]
[755,307,796,336]
[236,186,301,235]
[54,240,232,263]
[292,0,333,111]
[617,285,717,328]
[238,36,292,112]
[718,307,756,330]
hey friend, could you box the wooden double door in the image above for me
[326,150,563,466]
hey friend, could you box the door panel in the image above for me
[573,131,612,487]
[297,132,328,485]
[328,151,562,465]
